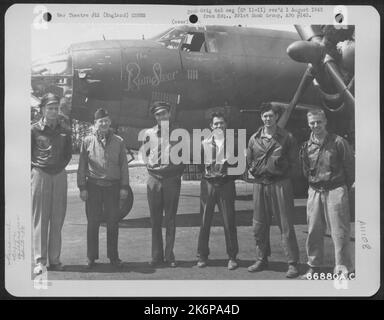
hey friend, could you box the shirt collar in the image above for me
[95,128,112,141]
[38,117,60,131]
[260,127,271,139]
[309,132,329,146]
[153,123,177,136]
[256,126,282,139]
[203,130,225,144]
[36,118,45,130]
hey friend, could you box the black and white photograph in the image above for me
[4,4,380,297]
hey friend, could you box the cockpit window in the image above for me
[153,27,241,54]
[180,32,206,52]
[154,27,208,53]
[156,28,188,50]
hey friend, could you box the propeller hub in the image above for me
[287,40,324,65]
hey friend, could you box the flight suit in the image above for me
[144,124,185,263]
[77,129,129,262]
[197,135,239,260]
[300,133,355,272]
[246,126,299,264]
[31,118,72,266]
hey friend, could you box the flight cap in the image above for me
[150,101,171,115]
[94,108,109,120]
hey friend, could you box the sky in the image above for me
[31,24,295,60]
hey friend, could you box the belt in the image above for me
[309,182,345,192]
[87,177,120,187]
[204,176,233,186]
[252,175,287,185]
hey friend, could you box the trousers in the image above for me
[306,185,353,272]
[85,181,120,261]
[197,179,239,259]
[147,174,181,262]
[31,168,67,265]
[252,179,299,264]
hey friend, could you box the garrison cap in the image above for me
[150,101,171,115]
[94,108,109,120]
[40,93,60,107]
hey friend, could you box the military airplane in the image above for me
[31,24,355,199]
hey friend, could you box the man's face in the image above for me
[43,103,59,121]
[154,109,171,125]
[94,116,111,133]
[211,116,227,133]
[308,114,327,135]
[261,110,277,128]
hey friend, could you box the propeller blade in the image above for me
[323,54,355,108]
[294,25,323,42]
[278,65,315,128]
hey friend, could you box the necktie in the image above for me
[98,132,107,148]
[212,136,217,165]
[157,127,162,164]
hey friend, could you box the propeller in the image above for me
[278,64,314,128]
[278,25,354,129]
[288,25,355,111]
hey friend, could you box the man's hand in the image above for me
[120,189,129,199]
[80,190,88,201]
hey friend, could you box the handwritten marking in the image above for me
[5,216,25,265]
[136,52,148,61]
[358,220,371,250]
[126,62,178,91]
[187,69,198,80]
